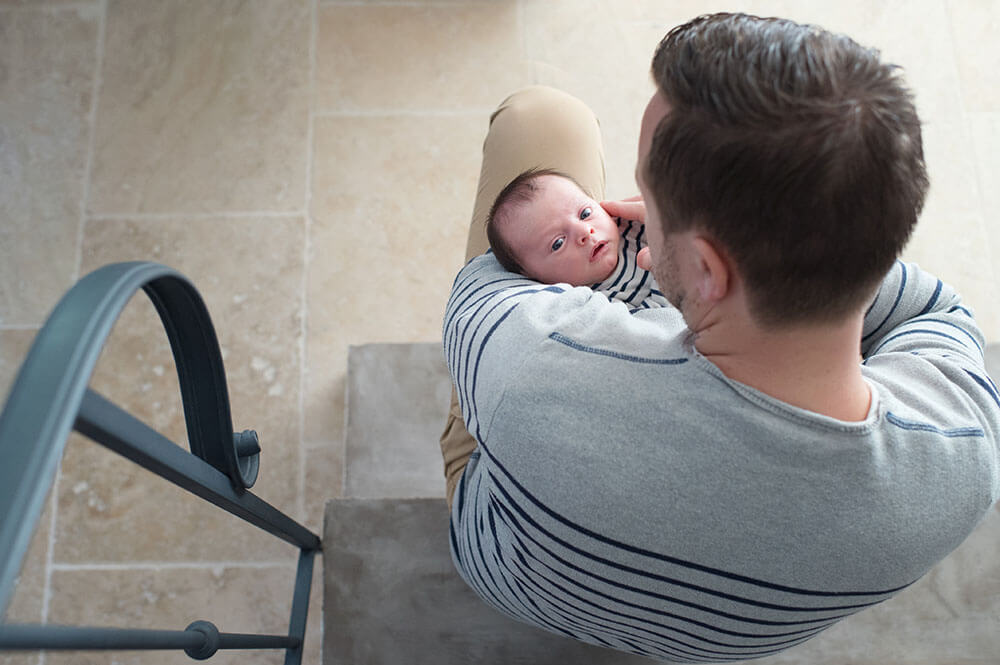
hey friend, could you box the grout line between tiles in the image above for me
[73,0,107,283]
[50,561,296,572]
[313,109,495,118]
[87,210,308,221]
[298,0,319,527]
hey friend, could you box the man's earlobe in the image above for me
[693,237,729,302]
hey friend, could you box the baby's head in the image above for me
[486,168,620,286]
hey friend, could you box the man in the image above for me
[440,13,999,663]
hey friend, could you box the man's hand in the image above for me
[601,197,653,271]
[600,196,646,222]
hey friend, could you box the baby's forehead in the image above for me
[495,174,590,240]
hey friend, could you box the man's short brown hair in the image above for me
[486,167,587,276]
[645,13,928,327]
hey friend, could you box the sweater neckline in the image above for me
[685,339,882,435]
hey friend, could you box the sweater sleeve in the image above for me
[862,262,999,463]
[443,252,680,446]
[443,254,570,445]
[862,261,986,365]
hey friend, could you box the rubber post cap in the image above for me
[184,620,220,660]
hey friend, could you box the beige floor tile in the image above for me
[903,118,999,341]
[968,112,1000,343]
[0,647,40,664]
[88,0,310,215]
[948,0,1000,113]
[969,112,1000,296]
[0,645,40,664]
[587,0,761,23]
[922,119,983,222]
[51,216,306,562]
[969,113,1000,212]
[0,330,38,405]
[903,211,999,343]
[522,3,664,199]
[55,433,295,564]
[0,5,97,325]
[45,564,302,665]
[316,3,529,112]
[304,114,484,443]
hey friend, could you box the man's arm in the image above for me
[862,261,986,364]
[862,262,999,447]
[443,254,573,445]
[444,251,674,446]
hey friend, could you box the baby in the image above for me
[486,168,668,308]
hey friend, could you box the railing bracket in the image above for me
[233,430,261,488]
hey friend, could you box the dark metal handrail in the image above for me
[0,262,320,662]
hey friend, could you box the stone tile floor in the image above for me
[1,1,998,664]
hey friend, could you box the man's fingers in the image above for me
[637,246,652,271]
[600,199,646,223]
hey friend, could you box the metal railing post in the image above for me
[0,262,321,661]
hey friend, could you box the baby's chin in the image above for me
[591,262,618,285]
[565,261,618,287]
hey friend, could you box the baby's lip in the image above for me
[590,241,608,262]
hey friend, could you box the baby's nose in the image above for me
[578,226,594,244]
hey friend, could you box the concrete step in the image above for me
[322,497,652,665]
[342,343,450,499]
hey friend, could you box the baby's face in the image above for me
[503,175,620,286]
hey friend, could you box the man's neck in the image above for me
[692,307,871,422]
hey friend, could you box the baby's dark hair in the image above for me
[486,167,588,275]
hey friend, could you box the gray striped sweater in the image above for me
[443,255,999,663]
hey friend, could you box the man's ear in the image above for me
[691,236,730,303]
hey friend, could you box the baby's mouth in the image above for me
[590,241,608,262]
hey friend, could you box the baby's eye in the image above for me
[551,237,565,252]
[580,207,592,220]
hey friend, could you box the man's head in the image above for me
[637,13,928,328]
[487,168,621,286]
